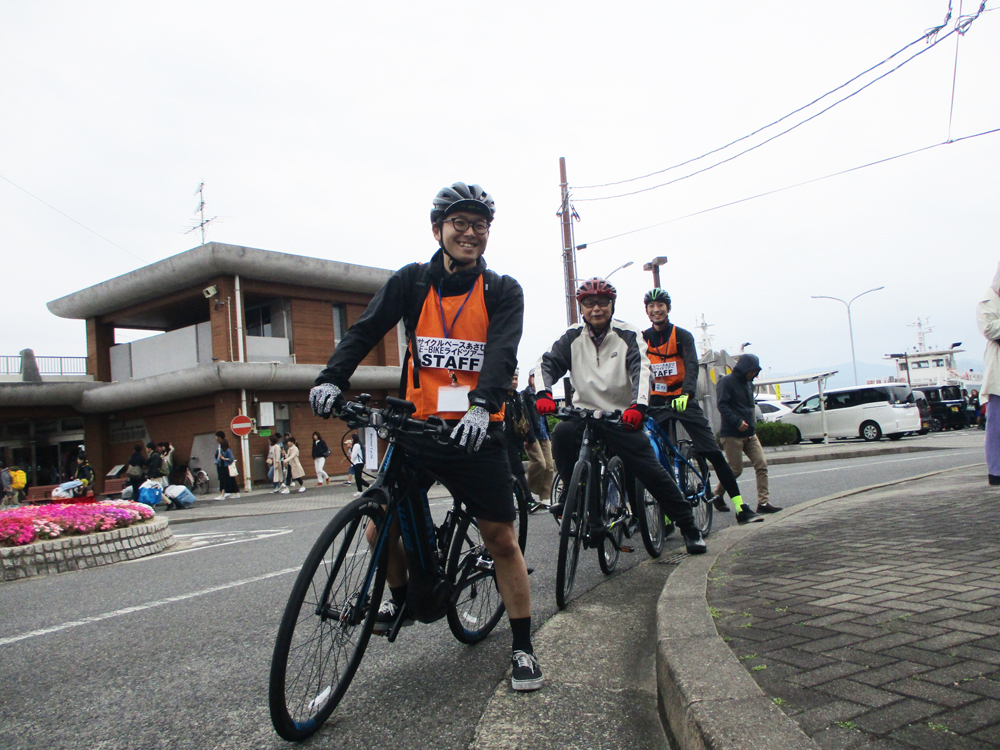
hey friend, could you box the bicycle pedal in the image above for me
[620,546,635,554]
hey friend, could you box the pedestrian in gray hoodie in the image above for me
[714,353,782,514]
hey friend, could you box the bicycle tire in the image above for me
[598,456,626,575]
[555,460,589,609]
[548,472,564,526]
[269,496,387,742]
[679,443,713,537]
[632,479,665,558]
[512,476,530,552]
[446,512,505,644]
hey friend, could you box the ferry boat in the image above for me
[879,318,982,391]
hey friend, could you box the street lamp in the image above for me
[642,256,668,287]
[605,261,633,279]
[812,286,885,385]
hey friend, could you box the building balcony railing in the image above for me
[1,355,88,376]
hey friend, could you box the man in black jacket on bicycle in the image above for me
[310,182,542,691]
[641,289,763,525]
[534,278,707,555]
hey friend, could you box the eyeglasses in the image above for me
[580,297,612,309]
[444,217,491,235]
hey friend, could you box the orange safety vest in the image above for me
[407,276,505,422]
[647,326,685,398]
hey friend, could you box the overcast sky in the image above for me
[2,1,998,379]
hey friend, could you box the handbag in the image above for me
[126,464,143,478]
[228,461,239,477]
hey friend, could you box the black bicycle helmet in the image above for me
[576,277,617,302]
[643,288,671,306]
[430,182,496,223]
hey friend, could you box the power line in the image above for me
[572,32,935,192]
[0,171,147,263]
[578,126,1000,248]
[574,25,960,203]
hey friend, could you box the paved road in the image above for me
[0,430,985,749]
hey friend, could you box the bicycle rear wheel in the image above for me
[446,478,528,644]
[556,460,589,609]
[599,457,626,575]
[633,480,665,558]
[269,496,387,741]
[679,443,713,536]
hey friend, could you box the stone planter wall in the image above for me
[0,518,176,582]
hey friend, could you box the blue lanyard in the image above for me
[437,281,476,340]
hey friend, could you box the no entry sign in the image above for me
[231,415,254,437]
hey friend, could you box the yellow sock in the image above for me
[731,495,745,511]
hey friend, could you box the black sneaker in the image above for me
[548,502,564,517]
[373,599,413,634]
[755,503,783,514]
[510,650,543,691]
[736,508,764,525]
[712,496,731,512]
[681,527,707,554]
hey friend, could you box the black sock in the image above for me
[389,584,408,605]
[510,616,532,653]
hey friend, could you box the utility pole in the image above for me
[558,158,579,325]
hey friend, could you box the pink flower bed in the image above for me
[0,501,155,548]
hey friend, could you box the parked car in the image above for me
[777,384,921,442]
[912,385,966,431]
[755,398,794,423]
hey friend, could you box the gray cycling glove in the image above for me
[310,383,343,417]
[450,406,490,452]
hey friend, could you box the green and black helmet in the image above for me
[643,288,671,306]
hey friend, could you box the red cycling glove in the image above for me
[621,403,647,431]
[535,391,557,415]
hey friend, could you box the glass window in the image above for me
[797,395,821,413]
[333,304,348,345]
[759,403,779,414]
[941,386,962,401]
[246,304,272,337]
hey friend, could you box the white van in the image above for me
[778,384,921,442]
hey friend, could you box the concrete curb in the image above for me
[0,517,176,582]
[654,462,985,750]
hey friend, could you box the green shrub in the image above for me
[755,421,799,446]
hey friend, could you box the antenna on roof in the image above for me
[695,314,714,357]
[909,317,934,353]
[185,182,218,246]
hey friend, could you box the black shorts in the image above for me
[649,401,720,455]
[401,425,515,523]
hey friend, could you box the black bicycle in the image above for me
[268,395,528,742]
[552,407,637,609]
[639,407,714,537]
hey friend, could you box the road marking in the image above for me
[0,566,301,647]
[138,528,294,560]
[771,450,982,479]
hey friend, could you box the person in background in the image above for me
[214,432,241,499]
[267,434,286,493]
[714,353,775,513]
[976,263,1000,486]
[522,369,554,508]
[349,434,369,497]
[126,444,147,498]
[75,453,96,496]
[502,369,533,503]
[0,460,14,507]
[312,431,331,486]
[282,437,307,494]
[159,442,175,484]
[969,389,981,431]
[145,442,166,488]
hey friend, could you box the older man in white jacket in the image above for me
[977,263,1000,486]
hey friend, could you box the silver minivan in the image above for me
[778,384,921,442]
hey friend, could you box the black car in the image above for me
[913,386,967,431]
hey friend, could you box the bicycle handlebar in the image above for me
[337,396,452,444]
[553,406,623,424]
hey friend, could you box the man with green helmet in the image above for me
[642,289,778,523]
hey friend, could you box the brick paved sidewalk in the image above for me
[709,470,1000,749]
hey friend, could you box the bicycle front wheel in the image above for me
[556,460,589,609]
[599,456,626,575]
[269,496,387,742]
[633,479,665,558]
[679,443,713,537]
